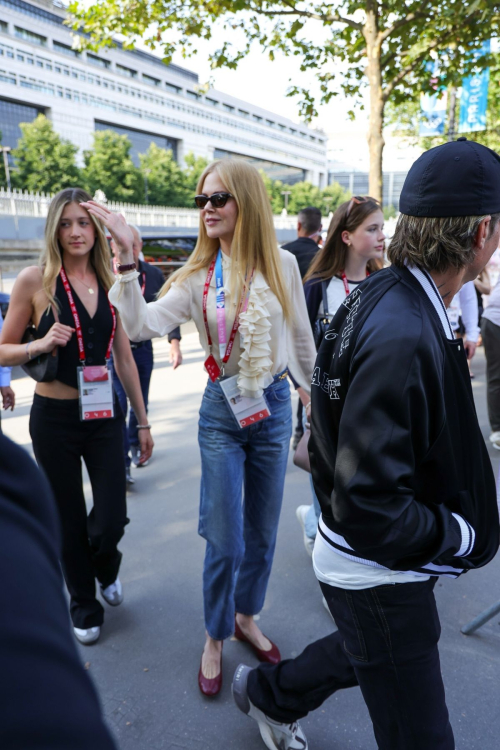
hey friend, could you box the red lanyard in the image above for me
[59,268,117,363]
[202,257,250,366]
[341,270,369,296]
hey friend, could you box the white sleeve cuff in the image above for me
[115,270,140,284]
[452,512,475,557]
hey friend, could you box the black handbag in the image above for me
[313,281,332,350]
[21,326,59,383]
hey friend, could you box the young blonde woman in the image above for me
[296,196,385,552]
[0,188,153,645]
[85,159,316,696]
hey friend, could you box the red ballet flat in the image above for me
[198,645,223,697]
[234,618,281,665]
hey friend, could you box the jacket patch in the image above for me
[312,367,341,399]
[340,288,363,358]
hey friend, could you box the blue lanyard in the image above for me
[215,249,227,359]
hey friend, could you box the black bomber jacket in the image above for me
[309,265,499,577]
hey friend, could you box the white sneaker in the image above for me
[233,664,308,750]
[100,577,123,606]
[295,505,315,557]
[489,432,500,450]
[74,626,100,645]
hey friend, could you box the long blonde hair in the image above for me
[41,187,114,309]
[159,159,292,319]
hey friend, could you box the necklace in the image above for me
[68,273,96,295]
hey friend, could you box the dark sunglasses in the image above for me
[194,192,233,209]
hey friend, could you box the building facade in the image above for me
[0,0,327,187]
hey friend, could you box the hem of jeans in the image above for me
[71,610,104,629]
[205,627,234,641]
[234,608,261,618]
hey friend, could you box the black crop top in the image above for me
[37,274,116,390]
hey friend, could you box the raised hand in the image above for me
[79,201,134,265]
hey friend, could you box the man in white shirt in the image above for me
[481,276,500,448]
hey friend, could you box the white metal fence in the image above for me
[0,189,301,229]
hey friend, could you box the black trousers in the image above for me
[248,578,455,750]
[30,394,128,629]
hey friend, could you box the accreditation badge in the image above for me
[77,365,114,421]
[219,374,271,430]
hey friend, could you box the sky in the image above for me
[162,26,370,137]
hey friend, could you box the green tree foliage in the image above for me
[69,0,500,202]
[387,56,500,156]
[259,171,350,216]
[319,182,352,215]
[183,152,210,194]
[140,143,188,206]
[287,182,323,216]
[259,170,285,213]
[83,129,144,203]
[11,115,81,193]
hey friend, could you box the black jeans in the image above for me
[248,578,454,750]
[30,394,128,629]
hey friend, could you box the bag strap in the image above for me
[321,280,330,316]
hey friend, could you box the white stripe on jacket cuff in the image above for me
[452,512,475,557]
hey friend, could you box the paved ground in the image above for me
[4,329,500,750]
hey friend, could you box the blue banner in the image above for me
[420,62,447,136]
[459,41,490,133]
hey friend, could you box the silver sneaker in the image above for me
[232,664,308,750]
[489,431,500,450]
[100,577,123,606]
[74,626,100,645]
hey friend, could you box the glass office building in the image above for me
[0,0,327,187]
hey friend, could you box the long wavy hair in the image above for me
[41,187,114,309]
[304,197,382,284]
[159,159,292,320]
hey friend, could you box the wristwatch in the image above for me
[116,262,137,273]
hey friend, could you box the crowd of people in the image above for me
[0,139,499,749]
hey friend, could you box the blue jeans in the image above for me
[112,344,154,468]
[198,374,293,640]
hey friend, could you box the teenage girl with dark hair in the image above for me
[296,196,385,553]
[0,187,153,645]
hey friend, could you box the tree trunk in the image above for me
[364,6,384,204]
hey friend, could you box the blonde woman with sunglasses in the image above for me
[85,159,317,697]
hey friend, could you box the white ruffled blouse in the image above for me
[108,248,316,397]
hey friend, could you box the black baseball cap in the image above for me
[399,137,500,217]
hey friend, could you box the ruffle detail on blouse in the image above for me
[237,272,273,398]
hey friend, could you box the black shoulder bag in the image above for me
[21,326,59,383]
[312,281,332,350]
